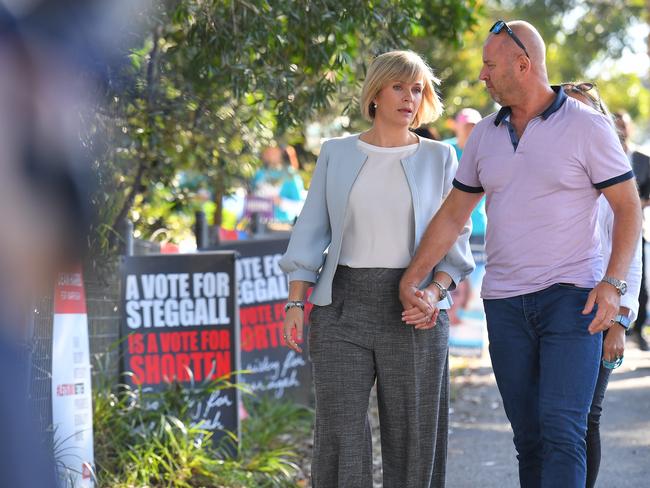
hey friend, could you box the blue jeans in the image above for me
[484,284,602,488]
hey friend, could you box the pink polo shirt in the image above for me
[454,89,633,299]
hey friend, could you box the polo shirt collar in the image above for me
[494,85,568,126]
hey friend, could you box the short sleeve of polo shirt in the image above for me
[584,114,634,189]
[452,125,484,193]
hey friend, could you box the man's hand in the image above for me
[583,281,621,334]
[401,285,441,329]
[399,280,433,315]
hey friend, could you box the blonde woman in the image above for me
[279,51,474,488]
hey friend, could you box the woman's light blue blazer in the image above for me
[279,133,475,307]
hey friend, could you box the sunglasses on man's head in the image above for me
[490,20,530,58]
[562,82,595,93]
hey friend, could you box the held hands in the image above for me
[583,281,621,334]
[400,283,441,330]
[283,307,304,354]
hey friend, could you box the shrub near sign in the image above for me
[120,252,239,443]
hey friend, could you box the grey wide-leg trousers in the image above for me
[308,266,450,488]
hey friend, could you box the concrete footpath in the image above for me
[446,343,650,487]
[299,332,649,487]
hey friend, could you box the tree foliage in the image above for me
[92,0,647,255]
[94,0,480,254]
[423,0,648,136]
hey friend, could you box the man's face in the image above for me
[479,36,518,106]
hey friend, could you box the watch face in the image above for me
[620,282,628,295]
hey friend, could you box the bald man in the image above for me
[399,20,641,487]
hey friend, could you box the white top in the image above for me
[339,139,417,268]
[279,133,474,306]
[597,195,642,321]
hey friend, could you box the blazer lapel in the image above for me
[400,155,419,254]
[329,138,367,225]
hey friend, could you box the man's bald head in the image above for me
[508,21,547,71]
[486,21,546,68]
[480,20,550,105]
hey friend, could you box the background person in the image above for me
[444,108,486,245]
[413,124,441,140]
[613,111,650,351]
[562,81,643,488]
[252,145,305,224]
[279,50,473,488]
[443,108,486,326]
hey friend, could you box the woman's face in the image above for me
[373,78,424,127]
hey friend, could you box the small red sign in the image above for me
[54,268,87,314]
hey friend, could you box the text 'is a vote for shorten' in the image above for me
[125,272,231,329]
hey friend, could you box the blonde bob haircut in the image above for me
[360,50,443,128]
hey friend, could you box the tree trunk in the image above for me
[111,26,161,240]
[210,158,227,246]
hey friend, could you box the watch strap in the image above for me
[601,276,627,296]
[613,313,632,330]
[430,281,448,300]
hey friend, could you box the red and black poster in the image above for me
[218,238,313,406]
[120,252,239,444]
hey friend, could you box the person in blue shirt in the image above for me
[252,146,305,223]
[443,108,486,243]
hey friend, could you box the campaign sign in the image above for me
[244,195,274,220]
[120,252,239,444]
[218,238,313,406]
[52,269,94,487]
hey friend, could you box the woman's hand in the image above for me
[603,322,626,363]
[402,286,441,330]
[283,306,304,353]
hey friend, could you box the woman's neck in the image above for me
[360,120,418,147]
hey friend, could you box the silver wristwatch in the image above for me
[430,281,448,300]
[601,276,628,296]
[284,300,305,312]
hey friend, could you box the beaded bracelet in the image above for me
[602,356,623,370]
